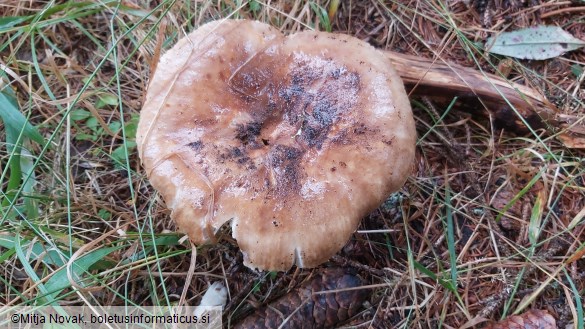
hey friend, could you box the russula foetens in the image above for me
[136,19,416,271]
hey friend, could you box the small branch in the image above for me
[384,51,585,148]
[541,6,585,19]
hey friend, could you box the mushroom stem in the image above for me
[384,51,583,148]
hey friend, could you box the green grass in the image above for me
[0,0,188,310]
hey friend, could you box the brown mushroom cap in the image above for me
[137,19,416,271]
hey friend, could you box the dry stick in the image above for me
[541,6,585,19]
[383,51,585,148]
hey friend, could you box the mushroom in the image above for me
[136,19,416,271]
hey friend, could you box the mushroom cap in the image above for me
[136,19,416,271]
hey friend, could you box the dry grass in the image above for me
[0,0,583,328]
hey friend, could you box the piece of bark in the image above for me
[232,268,368,329]
[385,51,585,148]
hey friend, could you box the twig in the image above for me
[541,6,585,19]
[383,51,585,149]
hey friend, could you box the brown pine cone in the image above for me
[233,268,368,329]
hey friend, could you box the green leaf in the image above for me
[108,120,121,133]
[3,124,22,206]
[0,248,16,263]
[73,133,96,141]
[528,192,544,246]
[563,270,584,329]
[0,234,66,267]
[0,78,45,211]
[13,233,57,304]
[85,116,99,130]
[97,209,111,220]
[486,26,585,60]
[248,0,261,12]
[20,148,39,219]
[96,93,118,109]
[123,114,140,140]
[413,261,457,293]
[444,186,457,289]
[0,15,31,31]
[69,109,92,121]
[145,234,182,246]
[43,246,122,301]
[571,64,584,78]
[0,80,45,147]
[111,140,136,164]
[309,2,331,32]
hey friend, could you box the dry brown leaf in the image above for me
[482,309,556,329]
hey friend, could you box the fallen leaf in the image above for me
[486,25,585,60]
[482,309,556,329]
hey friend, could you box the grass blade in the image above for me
[0,78,45,147]
[43,246,122,302]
